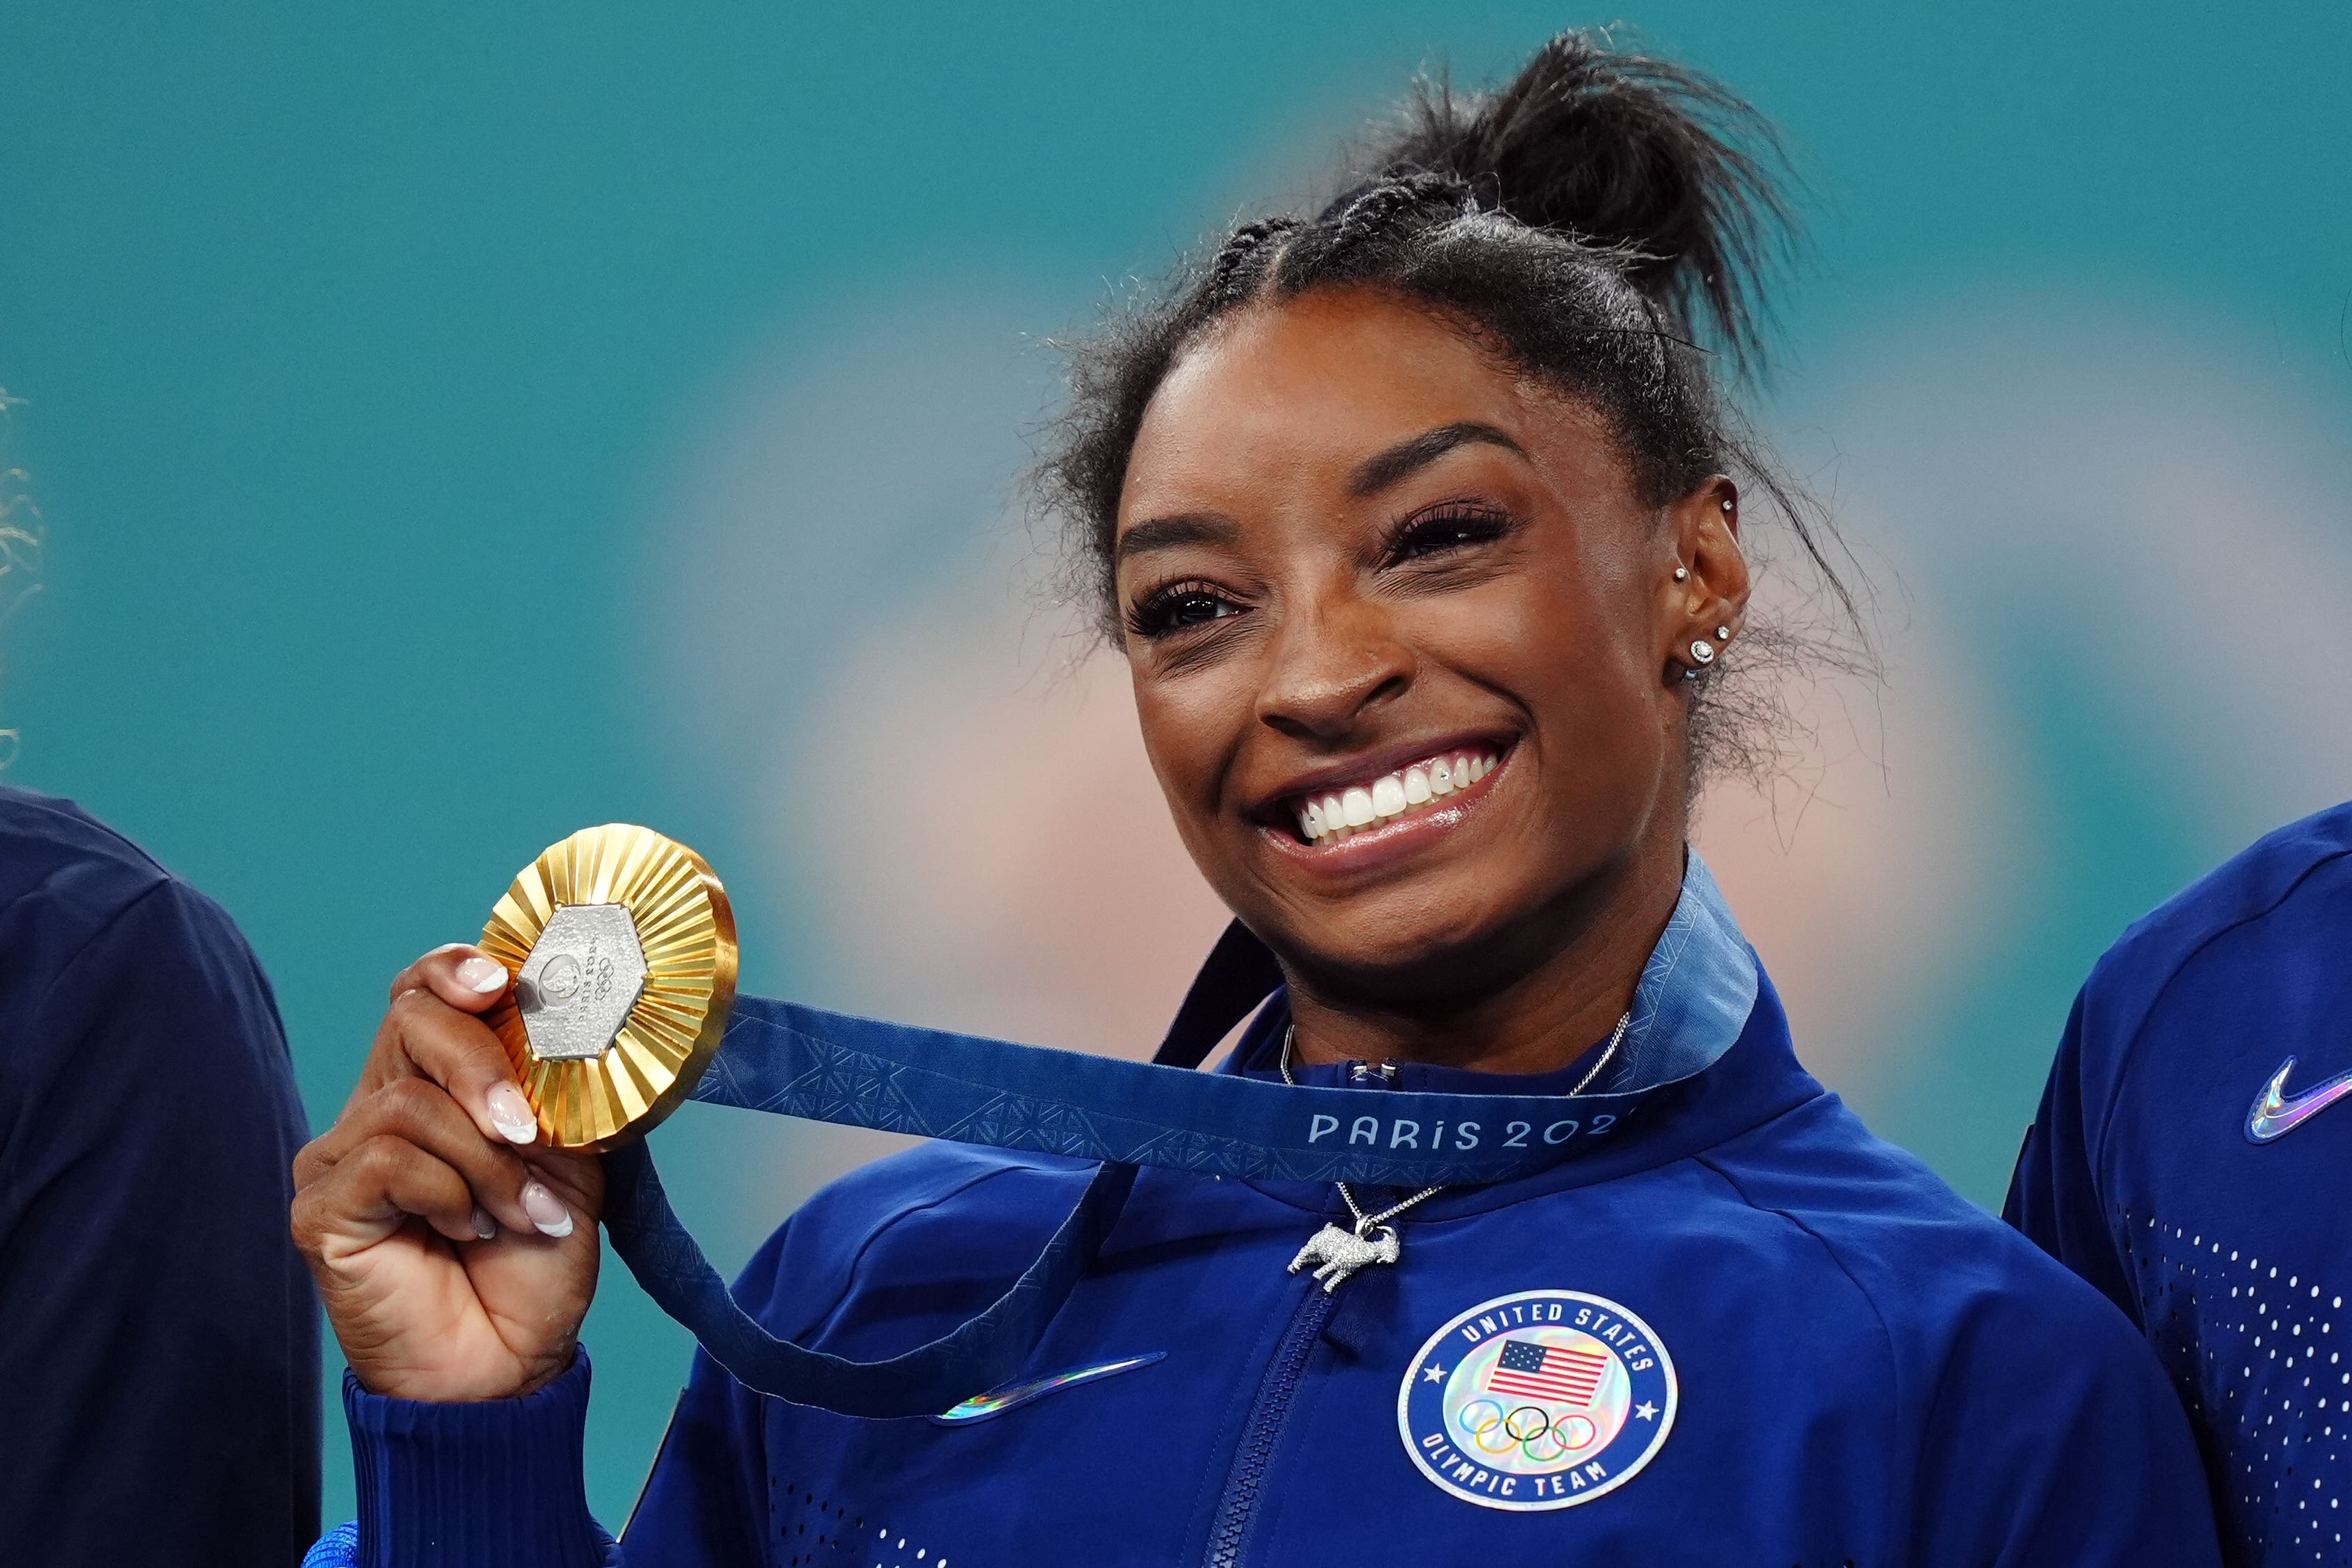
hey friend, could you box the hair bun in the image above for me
[1369,31,1794,366]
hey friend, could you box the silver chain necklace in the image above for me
[1282,1010,1632,1293]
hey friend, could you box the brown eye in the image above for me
[1386,505,1512,564]
[1130,579,1246,639]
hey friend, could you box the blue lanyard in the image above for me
[602,855,1758,1417]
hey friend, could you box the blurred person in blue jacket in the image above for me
[2010,801,2352,1566]
[0,783,318,1562]
[293,34,2220,1567]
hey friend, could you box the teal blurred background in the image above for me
[5,1,2349,1527]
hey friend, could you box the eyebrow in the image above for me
[1115,421,1524,563]
[1348,421,1525,497]
[1114,511,1242,564]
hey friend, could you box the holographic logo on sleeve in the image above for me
[2248,1057,2352,1143]
[929,1351,1165,1427]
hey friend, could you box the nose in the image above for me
[1254,593,1414,743]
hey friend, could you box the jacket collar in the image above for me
[1199,851,1819,1218]
[1218,850,1757,1098]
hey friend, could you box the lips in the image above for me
[1285,746,1505,844]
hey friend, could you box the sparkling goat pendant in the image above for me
[1288,1221,1401,1293]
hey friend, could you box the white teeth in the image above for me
[1293,751,1502,843]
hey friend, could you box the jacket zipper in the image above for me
[1200,1060,1396,1568]
[1200,1279,1335,1568]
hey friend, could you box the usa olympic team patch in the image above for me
[1398,1288,1677,1511]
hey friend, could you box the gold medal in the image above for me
[477,824,738,1149]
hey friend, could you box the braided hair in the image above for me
[1036,31,1864,783]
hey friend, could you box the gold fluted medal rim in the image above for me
[478,823,738,1150]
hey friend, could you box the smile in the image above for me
[1291,748,1505,845]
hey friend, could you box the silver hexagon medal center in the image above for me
[514,903,649,1061]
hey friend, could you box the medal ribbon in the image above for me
[600,855,1757,1417]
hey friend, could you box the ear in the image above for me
[1657,476,1753,685]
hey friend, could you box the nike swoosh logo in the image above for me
[2246,1057,2352,1143]
[929,1351,1164,1426]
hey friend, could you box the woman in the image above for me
[2008,799,2352,1566]
[295,36,2219,1565]
[0,782,317,1563]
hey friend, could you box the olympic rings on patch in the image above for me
[1503,1407,1550,1442]
[1520,1425,1570,1462]
[1456,1399,1506,1439]
[1553,1413,1599,1452]
[1451,1388,1620,1463]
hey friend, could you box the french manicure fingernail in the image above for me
[456,955,509,994]
[521,1179,574,1238]
[470,1207,497,1240]
[486,1084,538,1145]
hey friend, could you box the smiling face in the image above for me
[1115,286,1748,1021]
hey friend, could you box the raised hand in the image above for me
[292,945,602,1401]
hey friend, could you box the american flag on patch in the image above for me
[1486,1339,1610,1405]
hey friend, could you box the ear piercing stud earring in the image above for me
[1715,625,1731,640]
[1689,638,1717,666]
[1673,567,1690,581]
[1720,498,1734,514]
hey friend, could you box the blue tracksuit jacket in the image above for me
[333,968,2222,1566]
[0,783,318,1563]
[2008,799,2352,1566]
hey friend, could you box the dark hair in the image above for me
[1034,31,1867,785]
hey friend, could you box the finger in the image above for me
[389,943,514,1013]
[293,1133,492,1258]
[517,1147,606,1228]
[301,1078,549,1235]
[374,986,542,1147]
